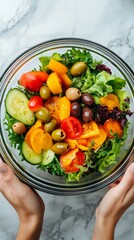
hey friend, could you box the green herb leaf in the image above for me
[38,155,64,176]
[4,113,24,156]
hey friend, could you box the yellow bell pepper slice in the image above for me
[78,121,100,139]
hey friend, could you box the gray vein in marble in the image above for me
[108,26,134,69]
[0,0,29,34]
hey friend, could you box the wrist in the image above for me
[16,214,44,240]
[92,215,116,240]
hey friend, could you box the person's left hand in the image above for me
[0,158,45,240]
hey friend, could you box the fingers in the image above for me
[109,177,122,188]
[116,162,134,197]
[0,159,14,190]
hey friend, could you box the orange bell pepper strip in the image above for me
[77,121,100,139]
[60,73,72,88]
[65,139,78,149]
[87,125,107,149]
[103,118,122,138]
[47,72,62,95]
[30,128,53,154]
[77,144,89,151]
[25,120,43,147]
[65,138,88,151]
[100,93,120,110]
[60,148,85,173]
[48,58,68,75]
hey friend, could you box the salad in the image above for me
[4,48,133,182]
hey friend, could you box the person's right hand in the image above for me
[0,159,45,240]
[92,161,134,240]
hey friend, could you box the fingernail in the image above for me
[0,161,8,174]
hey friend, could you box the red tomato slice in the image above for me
[19,71,49,92]
[60,148,85,173]
[28,96,43,112]
[61,116,82,139]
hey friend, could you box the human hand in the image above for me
[92,161,134,240]
[0,159,45,240]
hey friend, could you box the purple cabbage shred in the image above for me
[96,64,112,75]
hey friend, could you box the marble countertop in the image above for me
[0,0,134,239]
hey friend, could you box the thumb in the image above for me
[0,159,19,192]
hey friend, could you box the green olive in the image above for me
[35,107,51,122]
[71,62,87,76]
[39,85,51,100]
[65,87,81,101]
[51,129,66,141]
[51,142,69,154]
[44,119,57,133]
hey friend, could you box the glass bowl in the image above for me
[0,38,134,195]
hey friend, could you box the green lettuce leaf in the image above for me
[114,90,130,111]
[39,52,62,72]
[65,166,88,182]
[61,47,93,67]
[73,71,126,99]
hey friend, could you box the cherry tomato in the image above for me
[103,118,122,138]
[28,96,43,112]
[61,116,82,139]
[60,148,85,173]
[19,71,49,92]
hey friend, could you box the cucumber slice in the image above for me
[22,141,42,164]
[41,149,55,166]
[5,88,35,125]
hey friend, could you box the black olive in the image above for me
[82,93,95,106]
[71,102,81,117]
[82,107,93,123]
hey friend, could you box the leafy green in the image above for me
[97,138,121,173]
[61,47,93,67]
[72,70,127,99]
[86,78,113,97]
[17,86,37,99]
[39,52,62,72]
[85,123,129,173]
[107,77,126,90]
[38,155,64,176]
[65,166,88,182]
[39,56,51,72]
[4,113,24,156]
[71,67,93,90]
[114,90,130,111]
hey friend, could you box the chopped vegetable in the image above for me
[103,118,123,138]
[30,128,53,153]
[47,72,62,95]
[60,73,72,87]
[60,148,85,173]
[78,121,100,139]
[100,93,120,110]
[28,96,43,112]
[19,71,48,92]
[5,89,35,126]
[48,58,68,74]
[87,125,107,149]
[61,116,82,139]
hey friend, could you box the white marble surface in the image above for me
[0,0,134,239]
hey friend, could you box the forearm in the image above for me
[16,216,43,240]
[92,217,115,240]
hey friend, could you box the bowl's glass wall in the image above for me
[0,38,134,195]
